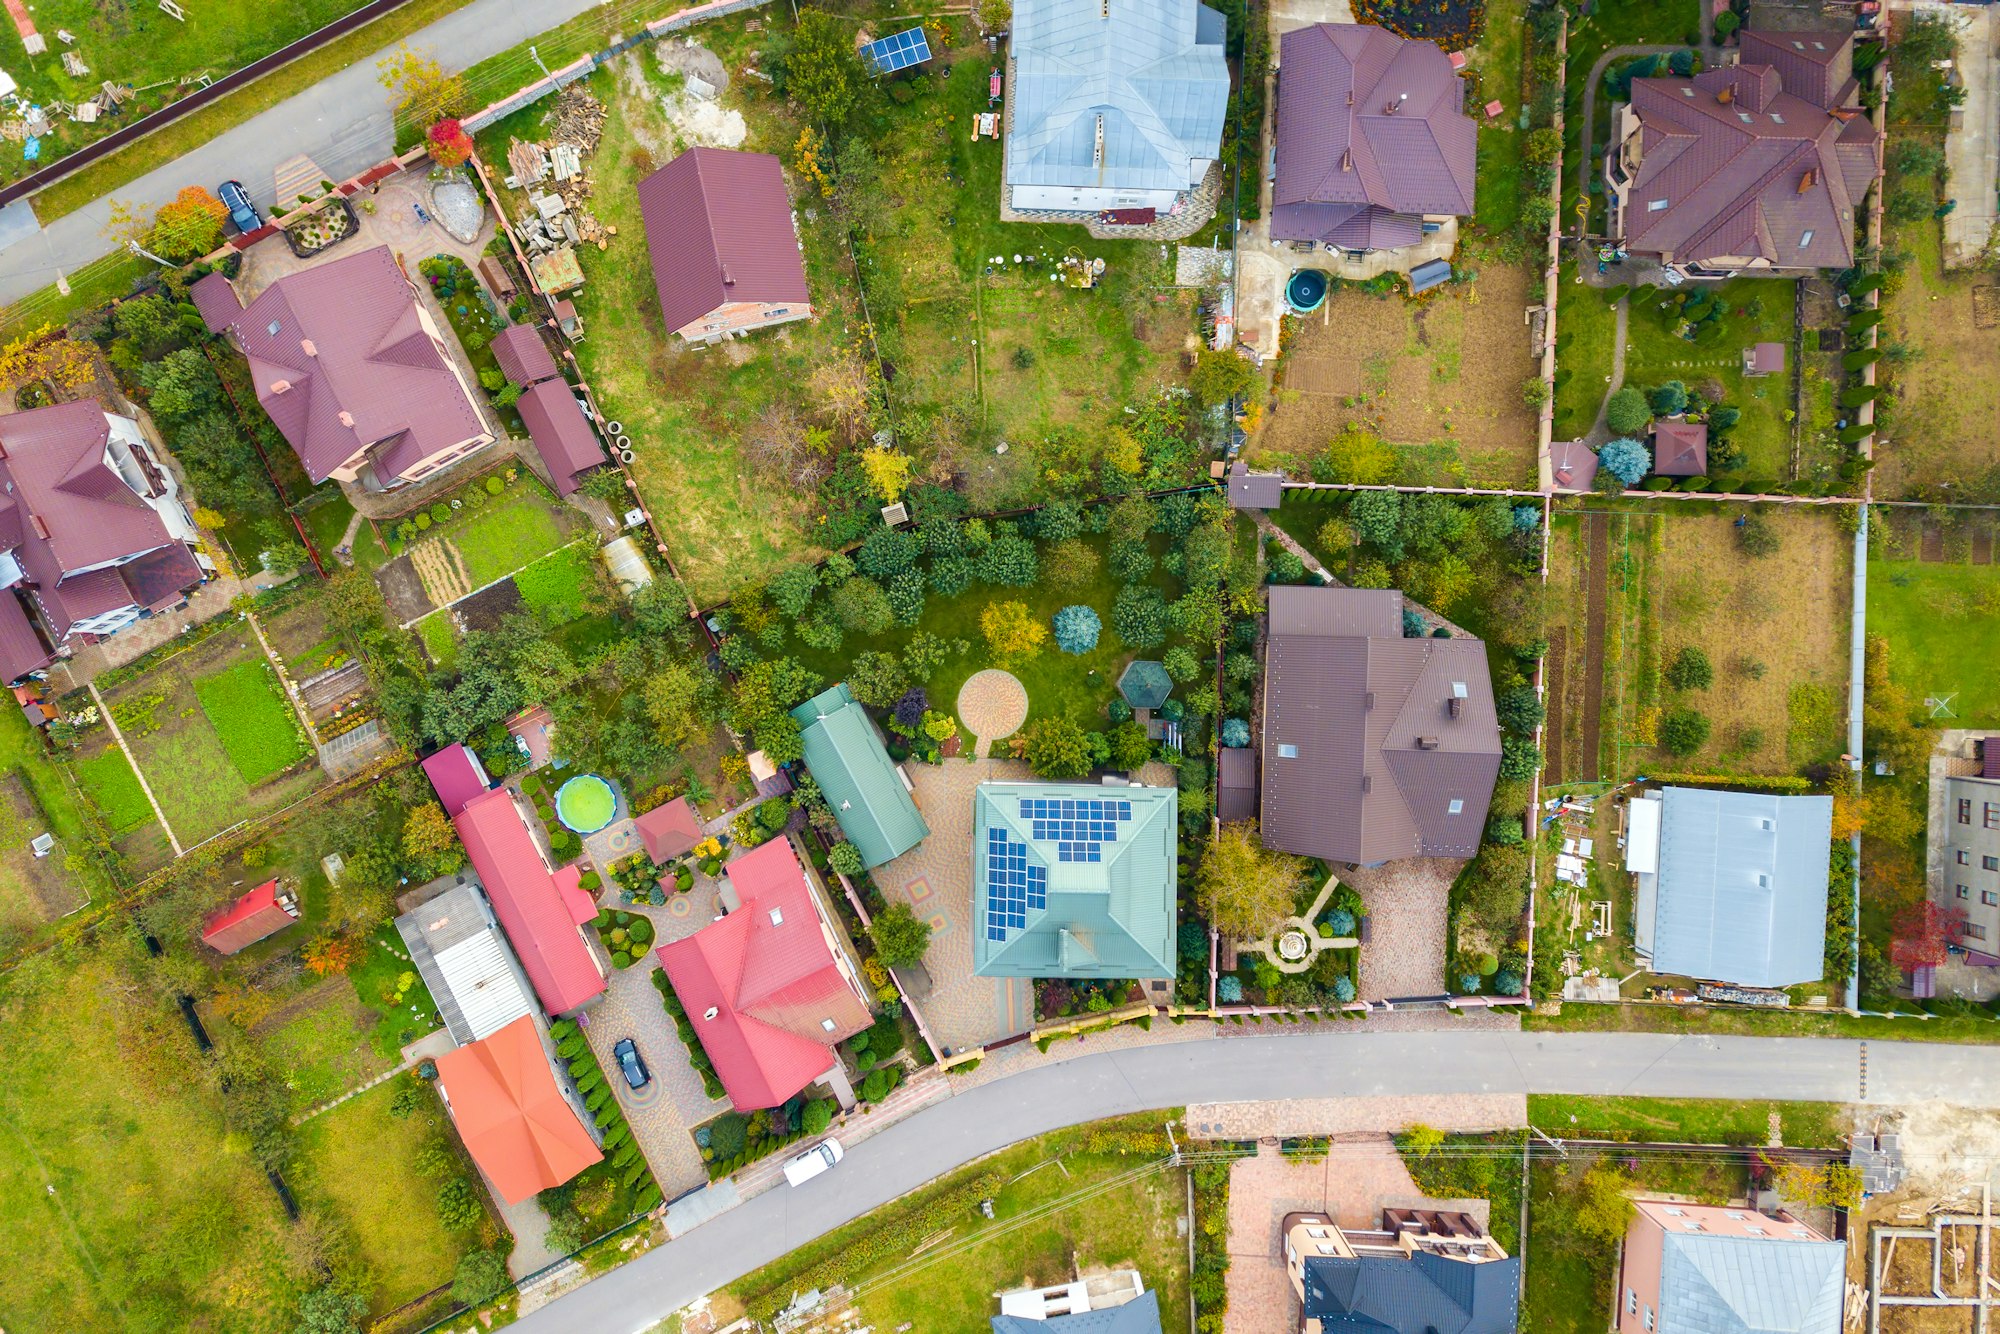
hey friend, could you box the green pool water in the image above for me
[555,775,617,834]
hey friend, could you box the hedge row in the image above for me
[551,1017,664,1214]
[1646,772,1813,793]
[743,1171,1008,1320]
[652,969,728,1100]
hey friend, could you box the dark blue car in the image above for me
[611,1037,650,1091]
[218,180,261,234]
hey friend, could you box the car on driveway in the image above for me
[218,180,261,234]
[612,1037,650,1090]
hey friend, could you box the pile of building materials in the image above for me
[510,87,616,254]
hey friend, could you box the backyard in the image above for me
[374,472,584,622]
[1876,220,2000,500]
[1866,511,2000,723]
[1559,0,1700,230]
[1618,279,1794,482]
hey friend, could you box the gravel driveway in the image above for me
[1340,858,1458,999]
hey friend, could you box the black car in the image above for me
[218,180,261,234]
[612,1037,650,1090]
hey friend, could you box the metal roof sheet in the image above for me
[791,683,930,869]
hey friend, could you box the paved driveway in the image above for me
[580,947,712,1202]
[1338,858,1456,1000]
[1922,0,2000,269]
[871,757,1034,1052]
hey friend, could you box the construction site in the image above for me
[1857,1107,2000,1332]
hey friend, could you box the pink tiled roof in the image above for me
[421,743,490,817]
[455,788,606,1016]
[635,796,702,862]
[639,148,811,336]
[0,591,50,682]
[515,379,605,496]
[201,879,298,954]
[221,246,488,485]
[656,837,868,1110]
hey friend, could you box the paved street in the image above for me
[513,1027,2000,1333]
[0,0,608,306]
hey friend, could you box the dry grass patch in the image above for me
[1877,225,2000,497]
[1654,510,1850,773]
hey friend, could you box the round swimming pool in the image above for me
[555,775,618,834]
[1286,269,1329,313]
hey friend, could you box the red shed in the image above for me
[201,879,301,955]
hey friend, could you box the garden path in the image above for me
[86,680,179,856]
[289,1028,454,1126]
[245,609,322,750]
[955,670,1028,759]
[1584,296,1631,448]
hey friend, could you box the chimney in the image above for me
[1363,690,1374,711]
[28,514,48,540]
[1797,168,1816,193]
[1417,736,1440,750]
[300,339,317,357]
[269,379,291,394]
[1717,84,1734,105]
[721,263,735,287]
[1347,89,1354,107]
[1448,696,1464,719]
[1361,775,1371,793]
[1340,149,1352,172]
[338,411,355,428]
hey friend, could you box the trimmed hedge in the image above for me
[1647,771,1813,792]
[1842,348,1879,371]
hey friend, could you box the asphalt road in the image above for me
[0,0,607,305]
[516,1028,2000,1334]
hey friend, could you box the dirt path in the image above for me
[1585,298,1630,447]
[1580,513,1610,782]
[87,681,180,857]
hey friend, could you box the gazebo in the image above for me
[1117,660,1173,711]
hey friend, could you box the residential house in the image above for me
[423,743,607,1018]
[488,324,606,496]
[433,1014,601,1205]
[1549,439,1600,493]
[1225,460,1284,510]
[791,683,929,869]
[1936,745,2000,961]
[0,401,206,682]
[992,1272,1161,1334]
[1004,0,1229,219]
[1604,29,1881,277]
[192,245,497,490]
[1283,1208,1520,1333]
[1616,1200,1842,1334]
[638,147,812,344]
[656,836,871,1110]
[200,879,301,954]
[971,781,1177,980]
[1270,24,1477,252]
[394,882,538,1046]
[1625,786,1834,988]
[634,795,704,864]
[1651,420,1708,477]
[1744,341,1786,377]
[1260,586,1501,866]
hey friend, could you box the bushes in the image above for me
[1664,646,1713,691]
[451,1249,510,1306]
[1051,604,1102,654]
[1604,386,1651,435]
[1659,707,1711,757]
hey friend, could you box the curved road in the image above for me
[517,1028,2000,1333]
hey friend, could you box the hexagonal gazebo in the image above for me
[1117,659,1173,712]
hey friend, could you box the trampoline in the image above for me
[555,775,618,835]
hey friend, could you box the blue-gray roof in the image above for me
[1650,787,1834,988]
[1658,1231,1844,1333]
[1301,1252,1520,1334]
[992,1290,1163,1334]
[790,684,930,869]
[1007,0,1229,196]
[972,781,1178,978]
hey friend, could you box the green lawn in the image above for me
[0,250,150,339]
[257,982,398,1111]
[515,541,598,624]
[0,945,299,1332]
[298,492,389,573]
[1620,279,1794,479]
[1553,262,1617,440]
[71,741,153,835]
[194,660,311,785]
[1866,559,2000,721]
[347,923,443,1061]
[0,703,118,939]
[415,610,459,669]
[1527,1096,1848,1148]
[399,485,571,592]
[292,1080,473,1315]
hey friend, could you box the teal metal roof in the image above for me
[1117,659,1174,710]
[972,781,1178,979]
[790,684,930,869]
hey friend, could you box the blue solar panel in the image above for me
[1021,796,1132,861]
[863,26,932,74]
[985,827,1046,940]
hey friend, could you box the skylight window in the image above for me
[1770,112,1784,123]
[1648,198,1669,212]
[1278,743,1299,759]
[821,1017,837,1032]
[769,907,784,926]
[1448,799,1465,815]
[1800,229,1815,247]
[267,320,282,337]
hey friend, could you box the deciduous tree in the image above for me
[377,44,465,123]
[1020,716,1092,779]
[1195,822,1304,940]
[981,599,1046,662]
[870,901,932,967]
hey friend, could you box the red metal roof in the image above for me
[201,879,299,954]
[638,148,811,337]
[435,1014,600,1204]
[455,788,606,1016]
[490,324,559,388]
[656,837,869,1110]
[0,590,51,683]
[421,743,491,817]
[515,379,605,496]
[1652,419,1709,475]
[635,796,703,862]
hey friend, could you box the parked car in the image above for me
[611,1037,650,1090]
[783,1138,844,1187]
[218,181,261,234]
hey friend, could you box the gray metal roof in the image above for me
[1648,787,1834,988]
[395,883,538,1046]
[1658,1230,1844,1333]
[1301,1251,1520,1333]
[992,1290,1164,1334]
[1007,0,1229,195]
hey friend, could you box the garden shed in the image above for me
[1408,259,1454,294]
[200,879,301,954]
[635,796,703,863]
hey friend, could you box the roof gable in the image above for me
[638,148,811,336]
[0,403,170,576]
[515,379,605,496]
[490,323,560,387]
[453,788,606,1015]
[1658,1231,1845,1332]
[791,683,930,868]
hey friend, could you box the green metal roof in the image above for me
[971,781,1178,979]
[1117,659,1174,710]
[790,684,930,869]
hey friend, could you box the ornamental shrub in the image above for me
[1162,646,1201,683]
[452,1250,509,1306]
[707,1112,748,1158]
[1604,386,1651,435]
[1494,970,1525,996]
[828,841,864,878]
[1052,604,1102,654]
[1650,380,1688,417]
[1218,975,1244,1003]
[1332,975,1356,1004]
[1660,707,1711,756]
[1665,645,1713,691]
[1485,817,1523,846]
[484,475,504,495]
[1112,585,1169,648]
[1221,718,1250,748]
[1476,951,1500,977]
[1322,908,1355,936]
[1598,437,1651,486]
[437,1177,483,1230]
[1458,974,1482,995]
[429,502,451,523]
[803,1098,835,1137]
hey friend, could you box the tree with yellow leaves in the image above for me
[377,44,465,125]
[792,126,834,198]
[859,445,911,503]
[149,187,228,261]
[981,599,1046,664]
[0,323,99,398]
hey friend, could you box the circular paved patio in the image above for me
[957,669,1029,746]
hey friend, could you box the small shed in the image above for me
[201,879,301,955]
[1652,419,1708,476]
[1226,460,1284,510]
[478,256,517,300]
[1117,660,1174,711]
[1408,259,1453,294]
[1549,439,1599,492]
[1217,746,1258,822]
[1743,342,1785,377]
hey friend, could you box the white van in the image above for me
[782,1138,844,1187]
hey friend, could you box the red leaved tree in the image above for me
[1889,899,1967,971]
[427,118,473,169]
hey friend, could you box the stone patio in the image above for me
[234,165,498,302]
[1340,857,1458,1001]
[577,949,713,1203]
[870,756,1036,1053]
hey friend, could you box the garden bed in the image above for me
[283,197,359,258]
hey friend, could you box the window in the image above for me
[1627,1291,1638,1315]
[1983,890,1997,906]
[1986,856,1999,871]
[1771,112,1785,123]
[821,1017,837,1032]
[1958,885,1971,899]
[1986,803,2000,830]
[1664,1207,1684,1217]
[1799,229,1814,247]
[768,907,784,926]
[1745,1226,1766,1235]
[1448,799,1465,815]
[1277,744,1298,759]
[1725,1211,1744,1220]
[1962,798,1974,824]
[1969,923,1990,942]
[1961,850,1973,865]
[1648,198,1670,212]
[1644,1307,1655,1331]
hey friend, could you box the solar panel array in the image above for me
[986,828,1047,941]
[1020,797,1133,863]
[863,26,931,74]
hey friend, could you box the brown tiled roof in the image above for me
[638,148,811,337]
[189,272,242,333]
[1227,460,1284,509]
[221,246,488,485]
[515,379,605,497]
[1621,29,1879,270]
[1549,439,1600,491]
[490,324,559,387]
[1748,341,1785,374]
[1653,419,1708,475]
[1261,585,1501,864]
[0,590,51,683]
[1272,24,1476,246]
[1217,747,1258,822]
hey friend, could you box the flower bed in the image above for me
[591,907,650,969]
[1352,0,1485,50]
[282,197,358,258]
